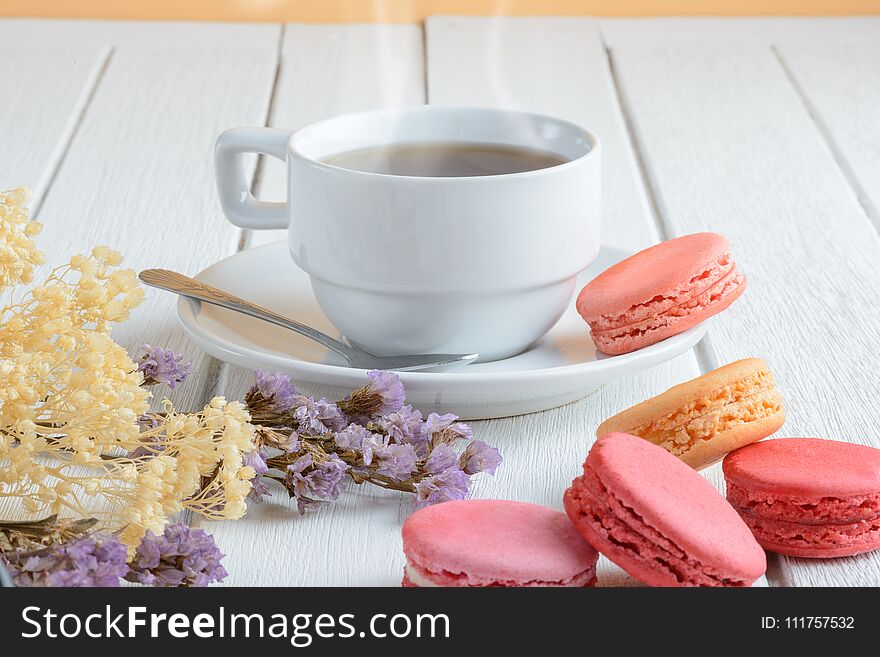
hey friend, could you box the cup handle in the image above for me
[214,127,294,230]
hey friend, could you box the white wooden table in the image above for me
[2,16,879,587]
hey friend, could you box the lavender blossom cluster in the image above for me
[2,521,226,588]
[132,345,502,512]
[245,370,502,513]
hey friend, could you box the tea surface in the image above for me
[322,141,569,177]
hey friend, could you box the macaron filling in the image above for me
[727,484,880,524]
[403,557,597,588]
[568,467,753,586]
[403,563,441,587]
[739,515,880,554]
[626,368,782,457]
[726,484,880,554]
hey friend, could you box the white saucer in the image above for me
[177,242,706,419]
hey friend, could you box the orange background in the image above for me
[2,0,879,22]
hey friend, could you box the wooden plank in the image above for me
[0,18,276,48]
[601,16,880,46]
[426,16,711,587]
[27,24,280,413]
[775,43,880,227]
[0,21,280,526]
[197,23,427,586]
[607,41,880,586]
[0,46,109,200]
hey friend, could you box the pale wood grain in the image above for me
[0,18,275,48]
[608,41,880,586]
[774,43,880,227]
[32,36,279,412]
[600,17,880,46]
[0,47,109,200]
[195,23,429,587]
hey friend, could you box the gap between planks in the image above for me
[771,45,880,237]
[241,23,288,252]
[30,46,114,219]
[599,37,722,376]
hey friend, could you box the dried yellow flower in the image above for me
[0,187,44,291]
[1,187,256,552]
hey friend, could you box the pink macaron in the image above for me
[576,232,746,355]
[564,432,766,586]
[401,499,598,587]
[723,438,880,558]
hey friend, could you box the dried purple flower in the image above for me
[334,423,370,451]
[136,344,192,389]
[421,413,473,445]
[291,396,332,435]
[460,440,503,475]
[365,370,406,414]
[248,370,298,413]
[338,370,406,419]
[238,369,502,514]
[244,449,268,476]
[243,449,270,502]
[424,443,457,474]
[315,398,347,433]
[414,467,471,508]
[285,453,348,514]
[247,476,272,504]
[378,405,424,444]
[446,422,474,442]
[5,534,128,587]
[374,442,418,479]
[335,424,377,463]
[126,521,227,587]
[422,412,458,437]
[285,433,301,453]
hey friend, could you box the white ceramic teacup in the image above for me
[215,106,600,361]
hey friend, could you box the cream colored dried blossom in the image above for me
[108,397,254,545]
[0,187,44,291]
[1,188,255,552]
[0,397,256,551]
[0,247,148,445]
[115,397,256,547]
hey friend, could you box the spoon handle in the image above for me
[138,269,354,360]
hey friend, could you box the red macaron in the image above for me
[723,438,880,558]
[564,432,766,586]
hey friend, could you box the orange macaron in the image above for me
[597,358,785,469]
